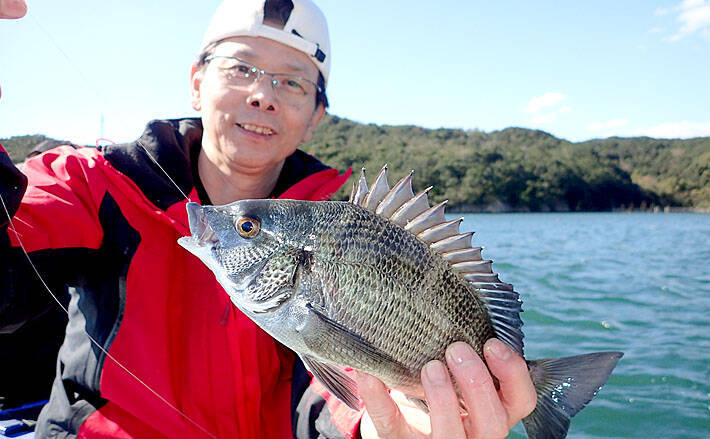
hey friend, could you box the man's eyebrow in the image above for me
[281,63,308,74]
[220,49,258,59]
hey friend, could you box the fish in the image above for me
[177,165,623,439]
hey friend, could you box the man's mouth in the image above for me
[237,123,275,136]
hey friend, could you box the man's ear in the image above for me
[302,104,326,143]
[190,63,203,111]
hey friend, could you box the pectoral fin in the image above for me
[303,303,408,373]
[301,355,361,411]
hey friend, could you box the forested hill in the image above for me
[302,116,709,211]
[3,115,709,211]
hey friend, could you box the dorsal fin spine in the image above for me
[442,247,483,263]
[375,170,415,218]
[404,200,448,235]
[430,232,474,252]
[452,260,494,274]
[363,164,390,211]
[390,186,432,226]
[351,168,369,206]
[417,217,463,244]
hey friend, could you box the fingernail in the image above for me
[446,341,476,366]
[424,360,448,385]
[485,338,512,361]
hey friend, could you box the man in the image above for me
[1,1,536,437]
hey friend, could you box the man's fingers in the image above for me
[355,371,411,438]
[421,359,466,438]
[483,338,538,426]
[445,342,510,439]
[0,0,27,19]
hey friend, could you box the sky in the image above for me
[0,0,709,145]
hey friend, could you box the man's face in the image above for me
[191,36,325,173]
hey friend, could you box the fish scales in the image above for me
[178,166,624,439]
[302,202,495,392]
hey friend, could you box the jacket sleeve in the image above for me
[1,145,68,410]
[0,143,39,333]
[0,146,104,333]
[0,144,27,230]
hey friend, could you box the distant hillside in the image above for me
[2,115,709,211]
[1,134,56,162]
[301,116,709,211]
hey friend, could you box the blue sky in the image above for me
[1,0,709,145]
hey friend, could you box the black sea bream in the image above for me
[178,166,623,439]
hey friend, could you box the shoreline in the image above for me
[447,205,710,214]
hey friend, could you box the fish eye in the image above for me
[235,217,261,238]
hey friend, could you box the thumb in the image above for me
[0,0,27,19]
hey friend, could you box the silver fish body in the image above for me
[178,167,623,439]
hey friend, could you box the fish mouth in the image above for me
[185,202,218,246]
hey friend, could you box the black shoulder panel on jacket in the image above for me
[270,149,330,198]
[84,192,140,362]
[103,118,203,210]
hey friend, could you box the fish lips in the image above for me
[178,202,221,270]
[184,202,216,246]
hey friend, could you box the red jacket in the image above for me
[0,118,360,438]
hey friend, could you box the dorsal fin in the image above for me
[349,168,369,206]
[442,247,483,264]
[375,170,415,218]
[354,166,525,356]
[405,200,448,235]
[390,186,432,227]
[363,165,390,211]
[417,217,463,244]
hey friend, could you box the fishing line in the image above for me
[29,11,194,203]
[3,10,212,438]
[28,14,107,111]
[0,195,216,439]
[137,138,193,202]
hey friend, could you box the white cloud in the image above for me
[587,119,630,133]
[665,0,710,41]
[524,92,566,114]
[638,120,710,138]
[523,93,570,125]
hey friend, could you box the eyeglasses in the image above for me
[204,55,322,106]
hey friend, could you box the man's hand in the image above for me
[357,339,538,439]
[0,0,26,19]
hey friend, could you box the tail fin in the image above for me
[522,351,623,439]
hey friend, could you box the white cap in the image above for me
[200,0,331,85]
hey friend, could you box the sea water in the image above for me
[456,212,710,438]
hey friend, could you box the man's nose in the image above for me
[245,75,278,112]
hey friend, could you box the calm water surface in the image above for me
[455,212,709,438]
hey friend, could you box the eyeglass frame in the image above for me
[203,54,323,100]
